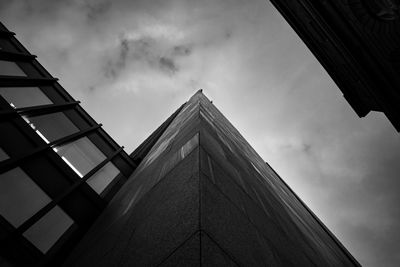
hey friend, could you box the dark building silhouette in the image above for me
[1,22,360,266]
[269,0,400,131]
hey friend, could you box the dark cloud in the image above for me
[301,143,312,154]
[104,37,130,79]
[119,38,130,64]
[159,56,178,74]
[81,1,112,21]
[225,29,233,39]
[104,61,118,79]
[172,45,192,56]
[103,35,192,79]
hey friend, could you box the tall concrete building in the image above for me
[0,22,360,266]
[63,90,360,266]
[269,0,400,131]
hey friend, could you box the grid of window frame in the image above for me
[0,22,136,266]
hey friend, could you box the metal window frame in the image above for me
[0,101,80,119]
[0,124,102,174]
[0,22,137,266]
[2,147,124,243]
[0,50,36,61]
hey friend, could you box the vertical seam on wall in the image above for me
[198,101,202,267]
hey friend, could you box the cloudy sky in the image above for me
[1,0,400,266]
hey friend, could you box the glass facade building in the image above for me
[0,22,136,266]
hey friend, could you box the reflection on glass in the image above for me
[0,87,52,108]
[207,155,216,184]
[158,133,199,180]
[122,184,144,215]
[0,147,9,161]
[23,206,73,253]
[0,168,51,227]
[180,133,199,158]
[0,60,26,76]
[252,187,270,218]
[55,137,106,177]
[143,130,179,168]
[23,112,79,143]
[87,162,119,194]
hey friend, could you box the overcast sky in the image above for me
[1,0,400,266]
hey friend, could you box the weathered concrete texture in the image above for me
[201,174,280,266]
[200,231,238,266]
[64,148,200,267]
[159,231,200,267]
[64,91,359,266]
[199,148,326,266]
[197,91,358,266]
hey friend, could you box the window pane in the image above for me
[0,147,9,161]
[87,162,119,194]
[23,112,79,143]
[55,137,106,177]
[0,168,51,227]
[0,60,26,76]
[0,87,52,108]
[23,206,73,253]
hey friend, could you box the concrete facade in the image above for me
[64,91,360,266]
